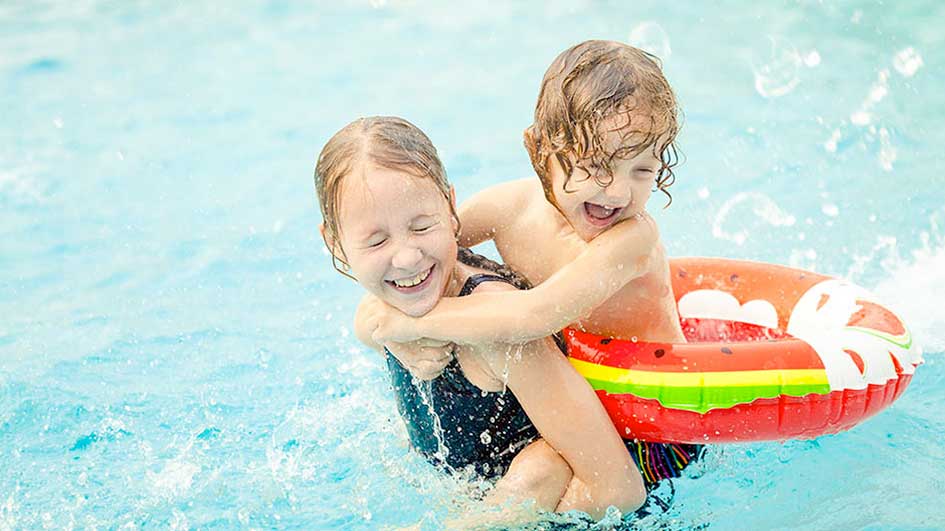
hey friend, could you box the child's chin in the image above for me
[397,297,438,318]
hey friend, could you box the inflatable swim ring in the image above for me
[566,257,923,443]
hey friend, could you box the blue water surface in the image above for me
[2,1,944,529]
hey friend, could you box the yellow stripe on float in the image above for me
[569,357,830,388]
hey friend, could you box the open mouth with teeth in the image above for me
[386,265,435,293]
[583,202,624,227]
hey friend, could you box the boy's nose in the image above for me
[391,245,423,271]
[602,178,632,204]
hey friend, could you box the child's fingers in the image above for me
[413,337,452,348]
[409,359,448,380]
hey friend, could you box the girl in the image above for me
[314,116,645,520]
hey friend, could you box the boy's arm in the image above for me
[457,180,528,248]
[373,213,659,345]
[355,295,453,378]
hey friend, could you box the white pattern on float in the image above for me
[677,289,779,329]
[787,280,923,391]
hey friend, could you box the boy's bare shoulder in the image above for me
[472,178,539,210]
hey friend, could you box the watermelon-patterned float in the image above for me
[566,257,923,443]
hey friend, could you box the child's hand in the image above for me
[386,339,454,380]
[370,304,424,344]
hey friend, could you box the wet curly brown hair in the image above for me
[524,40,681,207]
[314,116,457,279]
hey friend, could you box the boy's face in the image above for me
[548,123,663,241]
[335,166,458,317]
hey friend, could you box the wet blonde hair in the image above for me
[314,116,457,278]
[524,40,681,207]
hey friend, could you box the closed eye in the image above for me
[365,237,387,248]
[413,222,438,233]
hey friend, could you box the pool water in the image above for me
[2,1,944,529]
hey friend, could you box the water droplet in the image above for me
[628,22,671,60]
[821,203,839,217]
[804,50,821,67]
[824,129,841,152]
[893,47,923,77]
[751,36,801,98]
[480,430,492,445]
[697,187,710,199]
[878,127,896,171]
[851,111,870,127]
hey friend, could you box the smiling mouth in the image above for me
[583,202,624,226]
[386,265,435,293]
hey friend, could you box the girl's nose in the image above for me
[391,244,423,271]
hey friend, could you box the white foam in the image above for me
[148,460,201,499]
[873,244,945,354]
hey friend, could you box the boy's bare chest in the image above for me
[494,210,684,342]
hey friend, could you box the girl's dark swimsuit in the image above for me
[385,248,703,488]
[386,270,538,478]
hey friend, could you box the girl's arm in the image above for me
[373,213,659,345]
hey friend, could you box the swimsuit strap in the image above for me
[458,273,513,297]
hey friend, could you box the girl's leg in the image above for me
[485,438,572,510]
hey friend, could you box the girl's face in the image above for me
[548,123,662,242]
[334,165,458,317]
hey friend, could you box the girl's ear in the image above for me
[448,186,460,235]
[319,223,333,251]
[321,223,355,279]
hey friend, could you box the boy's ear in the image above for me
[523,125,538,156]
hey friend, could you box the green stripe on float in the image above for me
[584,377,832,414]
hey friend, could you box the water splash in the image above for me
[751,36,801,98]
[148,459,201,500]
[627,21,671,61]
[849,69,889,127]
[873,217,945,353]
[878,127,896,171]
[893,47,923,77]
[0,490,19,531]
[712,192,796,245]
[413,378,451,466]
